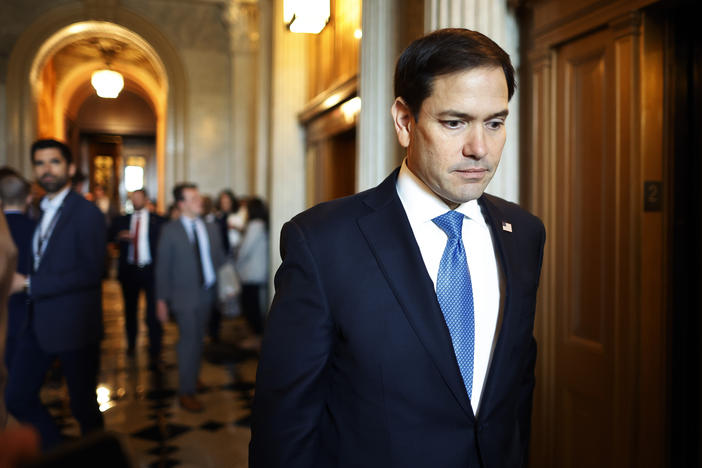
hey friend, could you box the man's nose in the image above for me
[462,126,488,159]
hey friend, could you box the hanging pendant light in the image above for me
[91,39,124,99]
[91,69,124,98]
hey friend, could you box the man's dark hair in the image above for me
[72,169,86,187]
[132,188,148,197]
[173,183,197,203]
[0,166,20,180]
[0,172,30,206]
[30,139,73,164]
[394,28,516,120]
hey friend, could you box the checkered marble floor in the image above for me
[24,279,259,468]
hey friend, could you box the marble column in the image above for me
[267,0,308,276]
[253,0,272,198]
[357,0,400,191]
[223,0,260,196]
[424,0,520,203]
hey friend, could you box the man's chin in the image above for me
[443,189,487,206]
[39,180,67,194]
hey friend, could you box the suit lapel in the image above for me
[357,171,474,419]
[36,191,77,270]
[476,195,518,414]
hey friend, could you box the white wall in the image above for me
[121,0,237,199]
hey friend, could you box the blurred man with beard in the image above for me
[5,139,106,451]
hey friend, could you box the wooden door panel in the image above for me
[554,28,615,468]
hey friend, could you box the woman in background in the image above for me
[236,197,269,337]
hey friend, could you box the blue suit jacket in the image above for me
[28,191,106,353]
[250,170,546,468]
[5,212,36,338]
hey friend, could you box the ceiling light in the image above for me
[284,0,330,34]
[91,69,124,98]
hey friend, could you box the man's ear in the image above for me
[391,98,414,148]
[68,163,76,178]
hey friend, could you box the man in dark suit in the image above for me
[0,171,36,371]
[156,183,225,412]
[5,139,105,450]
[250,29,546,468]
[109,188,165,362]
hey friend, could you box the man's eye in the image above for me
[443,120,462,129]
[486,120,504,130]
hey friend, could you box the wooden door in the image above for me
[523,2,667,467]
[552,27,618,468]
[87,134,122,205]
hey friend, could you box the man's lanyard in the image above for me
[34,199,66,271]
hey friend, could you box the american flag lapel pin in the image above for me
[502,221,512,232]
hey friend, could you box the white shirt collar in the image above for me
[40,186,70,212]
[179,214,201,234]
[396,159,486,226]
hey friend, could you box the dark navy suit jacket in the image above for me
[109,211,165,280]
[28,191,106,353]
[5,212,35,338]
[250,170,546,468]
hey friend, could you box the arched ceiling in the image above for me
[32,21,169,139]
[51,36,162,89]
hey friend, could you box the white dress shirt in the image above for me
[129,210,152,266]
[33,186,70,270]
[180,216,217,288]
[396,160,501,415]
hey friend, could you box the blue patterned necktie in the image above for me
[432,210,475,400]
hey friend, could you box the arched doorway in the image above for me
[30,24,163,212]
[5,9,188,211]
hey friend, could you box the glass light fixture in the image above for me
[284,0,330,34]
[91,69,124,98]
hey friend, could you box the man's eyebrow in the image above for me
[436,109,509,120]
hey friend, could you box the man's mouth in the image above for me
[454,168,488,179]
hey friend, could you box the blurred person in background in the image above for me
[109,189,165,363]
[156,183,225,412]
[214,190,241,256]
[0,209,40,465]
[167,203,180,221]
[6,139,105,450]
[91,185,118,226]
[0,172,36,374]
[146,198,156,214]
[70,170,88,196]
[0,201,18,429]
[236,197,269,339]
[209,190,241,342]
[201,195,215,223]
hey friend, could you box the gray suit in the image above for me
[156,218,225,394]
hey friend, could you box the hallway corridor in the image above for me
[28,279,257,467]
